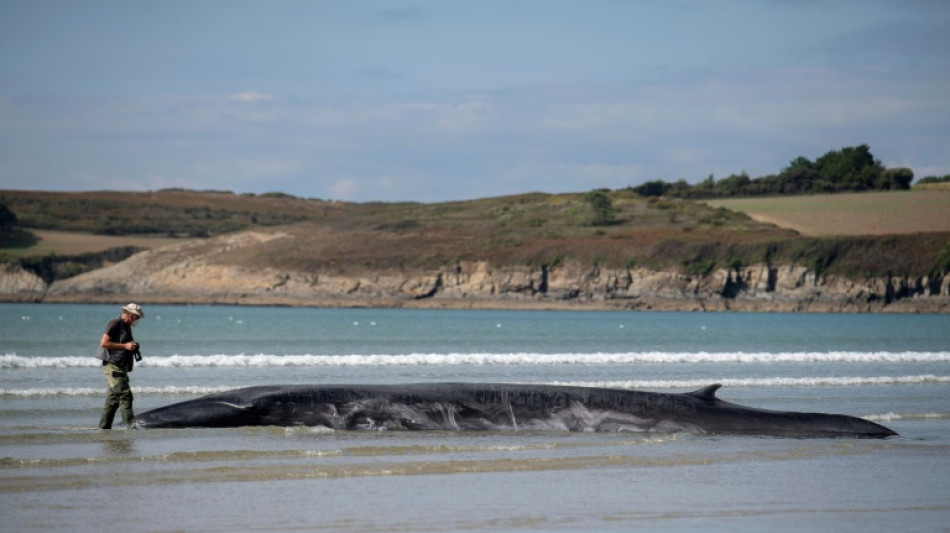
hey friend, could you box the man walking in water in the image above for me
[98,303,144,429]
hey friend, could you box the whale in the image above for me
[135,383,897,438]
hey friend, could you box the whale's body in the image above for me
[135,383,897,438]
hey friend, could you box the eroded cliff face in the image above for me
[3,230,948,312]
[0,262,47,301]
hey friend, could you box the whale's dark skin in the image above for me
[135,383,897,438]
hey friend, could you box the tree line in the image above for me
[917,174,950,185]
[630,144,915,199]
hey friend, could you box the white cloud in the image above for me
[229,92,274,103]
[2,64,948,202]
[329,179,358,200]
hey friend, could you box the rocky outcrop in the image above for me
[2,229,948,313]
[0,263,47,301]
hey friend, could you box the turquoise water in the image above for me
[1,303,949,531]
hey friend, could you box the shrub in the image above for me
[581,190,618,226]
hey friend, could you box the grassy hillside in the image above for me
[2,188,949,282]
[0,189,341,237]
[1,187,785,248]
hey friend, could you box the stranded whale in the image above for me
[135,383,897,438]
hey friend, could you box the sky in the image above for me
[1,0,948,203]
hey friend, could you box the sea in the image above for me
[1,302,948,532]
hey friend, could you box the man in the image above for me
[98,303,144,429]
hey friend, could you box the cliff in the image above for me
[3,229,947,313]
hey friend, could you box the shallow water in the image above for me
[1,304,948,531]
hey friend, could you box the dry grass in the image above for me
[4,189,947,279]
[3,189,794,270]
[5,230,194,258]
[704,190,950,236]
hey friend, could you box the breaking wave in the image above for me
[2,375,948,398]
[3,351,950,369]
[555,375,950,389]
[0,385,236,397]
[864,412,950,422]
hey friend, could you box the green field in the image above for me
[705,190,950,237]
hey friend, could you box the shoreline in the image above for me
[6,292,948,314]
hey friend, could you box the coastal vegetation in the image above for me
[2,185,949,288]
[916,175,950,190]
[0,189,320,238]
[1,144,948,295]
[630,144,914,199]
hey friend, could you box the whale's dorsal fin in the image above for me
[687,384,722,401]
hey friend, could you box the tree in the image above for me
[626,144,903,199]
[783,156,815,174]
[581,190,617,226]
[714,172,751,196]
[815,144,883,191]
[0,202,17,231]
[918,174,950,185]
[879,168,913,190]
[776,166,821,194]
[631,180,671,197]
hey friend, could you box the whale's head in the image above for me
[136,395,265,429]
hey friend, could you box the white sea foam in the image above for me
[553,375,950,389]
[864,412,949,422]
[0,385,236,397]
[3,351,950,369]
[2,375,947,398]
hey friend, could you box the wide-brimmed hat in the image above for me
[122,303,144,318]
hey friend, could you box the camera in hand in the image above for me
[132,342,142,362]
